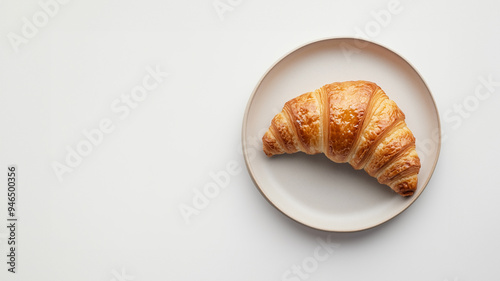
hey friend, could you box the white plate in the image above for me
[242,38,441,232]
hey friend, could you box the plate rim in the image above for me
[241,37,442,232]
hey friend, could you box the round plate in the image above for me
[242,38,441,232]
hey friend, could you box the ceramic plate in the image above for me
[242,38,441,232]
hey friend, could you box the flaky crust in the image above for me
[262,81,421,196]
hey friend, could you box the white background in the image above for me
[0,0,499,280]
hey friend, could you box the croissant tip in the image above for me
[394,180,417,197]
[263,149,274,157]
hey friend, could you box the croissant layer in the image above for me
[262,81,421,196]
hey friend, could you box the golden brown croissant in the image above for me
[262,80,421,196]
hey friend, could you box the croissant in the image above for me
[262,80,421,196]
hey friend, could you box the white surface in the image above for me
[0,0,498,280]
[243,38,440,232]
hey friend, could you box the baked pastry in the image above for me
[262,81,420,196]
